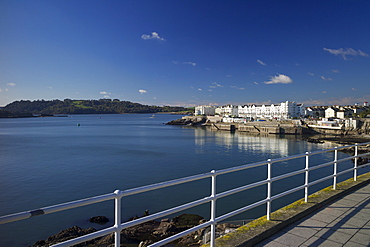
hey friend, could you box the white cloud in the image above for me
[103,95,110,98]
[332,69,340,73]
[0,88,2,92]
[264,74,293,84]
[173,61,196,66]
[139,89,147,94]
[7,83,16,86]
[253,81,259,85]
[100,91,111,95]
[257,59,266,66]
[308,72,314,76]
[183,62,196,66]
[323,47,369,60]
[321,76,333,81]
[198,88,202,91]
[47,86,53,90]
[141,32,165,41]
[209,82,223,88]
[322,91,327,94]
[231,86,245,90]
[352,88,357,91]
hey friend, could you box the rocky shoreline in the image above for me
[30,213,242,247]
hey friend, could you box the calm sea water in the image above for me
[0,114,367,246]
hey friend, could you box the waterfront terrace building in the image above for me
[304,106,326,118]
[324,104,369,119]
[215,105,238,117]
[194,105,216,116]
[238,101,303,119]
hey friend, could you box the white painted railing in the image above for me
[1,142,370,247]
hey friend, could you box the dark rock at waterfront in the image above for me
[31,214,206,247]
[31,226,96,247]
[90,216,109,224]
[166,116,207,126]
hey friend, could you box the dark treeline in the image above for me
[1,99,191,116]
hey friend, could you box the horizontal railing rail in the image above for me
[1,142,369,247]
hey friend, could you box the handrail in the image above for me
[1,141,369,247]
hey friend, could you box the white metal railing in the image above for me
[1,142,370,247]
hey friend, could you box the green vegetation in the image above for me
[2,99,192,116]
[358,109,370,118]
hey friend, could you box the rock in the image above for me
[90,215,109,224]
[32,226,96,247]
[166,116,207,126]
[138,239,154,247]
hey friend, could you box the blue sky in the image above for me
[1,0,369,107]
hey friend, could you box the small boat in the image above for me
[149,114,155,118]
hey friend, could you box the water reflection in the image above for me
[193,127,337,159]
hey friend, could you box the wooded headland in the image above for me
[0,99,193,117]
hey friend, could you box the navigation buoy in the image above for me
[77,123,80,127]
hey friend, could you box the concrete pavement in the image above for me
[255,183,370,247]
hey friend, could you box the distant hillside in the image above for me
[3,99,191,115]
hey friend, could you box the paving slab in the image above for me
[202,173,370,247]
[257,182,370,246]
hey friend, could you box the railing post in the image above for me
[354,143,358,181]
[304,152,310,203]
[210,170,216,247]
[114,190,122,247]
[266,159,272,220]
[333,147,338,190]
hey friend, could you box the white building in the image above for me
[215,105,238,117]
[194,105,216,115]
[304,106,326,118]
[238,101,303,119]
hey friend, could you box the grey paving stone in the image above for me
[344,193,369,202]
[338,214,369,227]
[283,225,318,239]
[300,235,341,247]
[254,239,287,247]
[348,231,370,246]
[314,228,353,244]
[318,207,347,218]
[296,218,329,231]
[343,240,368,247]
[309,211,340,224]
[269,232,307,246]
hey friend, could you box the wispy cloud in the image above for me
[173,61,196,66]
[253,81,259,85]
[209,82,223,88]
[100,91,111,95]
[323,47,369,60]
[141,32,165,41]
[302,95,370,106]
[231,86,245,90]
[198,88,202,91]
[352,88,357,91]
[264,74,293,84]
[138,89,147,94]
[308,72,314,76]
[257,59,266,66]
[183,62,196,66]
[47,86,53,90]
[332,69,340,73]
[321,76,333,81]
[100,91,111,98]
[7,83,16,86]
